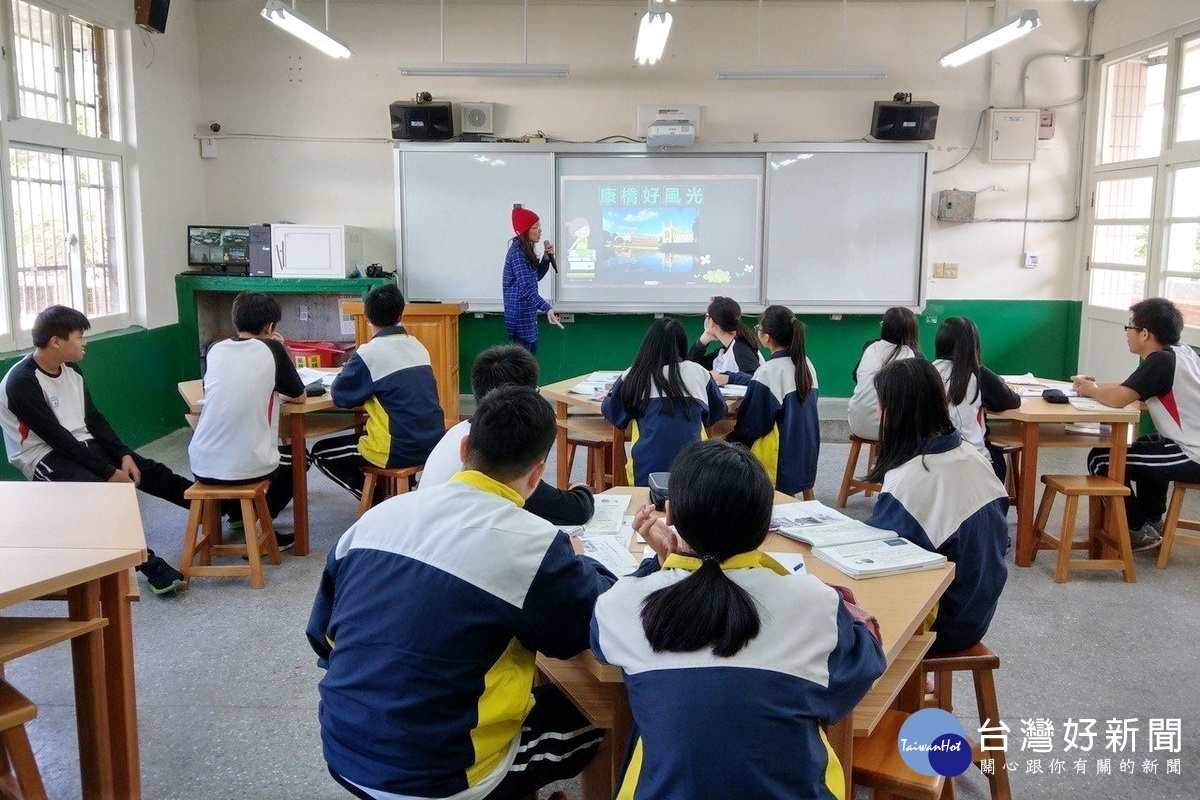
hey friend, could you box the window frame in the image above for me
[0,0,133,353]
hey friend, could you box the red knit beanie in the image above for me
[512,206,540,236]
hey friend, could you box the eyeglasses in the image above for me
[754,324,763,332]
[1123,325,1142,332]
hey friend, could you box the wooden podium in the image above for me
[342,300,467,428]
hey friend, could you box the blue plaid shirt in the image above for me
[502,238,551,342]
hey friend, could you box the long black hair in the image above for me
[934,317,982,406]
[707,296,758,353]
[865,359,954,484]
[619,318,693,419]
[517,234,540,271]
[852,306,920,383]
[640,440,773,658]
[758,305,813,401]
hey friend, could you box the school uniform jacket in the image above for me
[687,337,763,385]
[591,552,887,800]
[332,325,445,469]
[601,361,726,486]
[0,356,130,480]
[931,361,1021,460]
[501,238,552,343]
[730,351,821,495]
[847,340,918,441]
[1122,344,1200,464]
[865,432,1008,653]
[307,471,616,800]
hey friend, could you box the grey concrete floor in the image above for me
[5,421,1200,799]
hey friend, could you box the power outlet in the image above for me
[1022,253,1039,269]
[298,304,309,321]
[932,262,959,279]
[557,313,575,324]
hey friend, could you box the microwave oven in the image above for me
[249,224,365,279]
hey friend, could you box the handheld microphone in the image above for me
[543,239,558,273]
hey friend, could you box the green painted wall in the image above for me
[459,300,1083,397]
[0,325,187,481]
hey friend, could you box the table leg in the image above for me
[556,401,570,489]
[289,413,310,556]
[100,569,141,799]
[1106,422,1137,581]
[579,685,631,800]
[1016,422,1042,567]
[67,580,113,800]
[827,717,854,800]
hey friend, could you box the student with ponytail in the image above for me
[687,296,764,385]
[729,305,821,496]
[591,440,885,799]
[847,306,921,440]
[932,317,1020,480]
[603,318,726,486]
[864,359,1008,654]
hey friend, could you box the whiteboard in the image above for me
[397,150,555,307]
[764,150,928,311]
[395,143,928,313]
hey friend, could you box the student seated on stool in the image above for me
[592,439,885,797]
[188,293,305,551]
[864,359,1009,654]
[311,284,444,500]
[0,306,191,595]
[308,386,618,800]
[1074,298,1200,552]
[420,344,595,525]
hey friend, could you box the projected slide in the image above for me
[557,156,764,307]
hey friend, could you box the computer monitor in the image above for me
[187,225,250,271]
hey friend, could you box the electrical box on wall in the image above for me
[1038,109,1056,140]
[984,108,1039,163]
[934,190,976,222]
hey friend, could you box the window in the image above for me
[1087,24,1200,328]
[1,0,129,349]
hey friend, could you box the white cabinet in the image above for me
[272,225,365,279]
[984,108,1039,164]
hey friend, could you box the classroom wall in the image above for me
[1091,0,1200,53]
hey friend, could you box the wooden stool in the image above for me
[1158,481,1200,568]
[852,709,946,799]
[0,681,47,800]
[180,480,281,590]
[922,643,1011,800]
[837,434,882,508]
[358,465,422,517]
[1031,475,1135,583]
[561,417,617,492]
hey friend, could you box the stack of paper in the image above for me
[771,501,894,548]
[568,370,623,396]
[812,538,947,579]
[575,495,639,575]
[1001,373,1042,386]
[1068,397,1112,412]
[297,367,339,387]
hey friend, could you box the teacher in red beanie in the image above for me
[502,205,558,355]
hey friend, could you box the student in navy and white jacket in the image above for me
[729,305,820,496]
[592,440,886,800]
[847,307,921,441]
[308,387,616,800]
[1075,298,1200,548]
[602,318,726,486]
[686,296,764,386]
[864,359,1008,654]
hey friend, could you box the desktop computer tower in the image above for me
[249,224,272,276]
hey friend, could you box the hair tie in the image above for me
[701,554,720,566]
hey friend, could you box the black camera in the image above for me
[365,264,394,279]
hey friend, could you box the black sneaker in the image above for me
[138,555,186,595]
[275,532,295,552]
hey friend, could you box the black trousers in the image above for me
[327,685,601,800]
[1088,435,1200,529]
[310,434,424,501]
[193,446,295,520]
[509,335,538,355]
[32,441,192,508]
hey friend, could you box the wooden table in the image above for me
[540,374,741,490]
[0,482,147,800]
[537,486,954,800]
[179,378,360,556]
[989,388,1141,568]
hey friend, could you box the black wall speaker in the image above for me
[389,101,454,141]
[871,100,940,141]
[135,0,170,33]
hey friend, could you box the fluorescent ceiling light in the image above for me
[635,8,673,65]
[397,62,569,78]
[939,9,1041,67]
[260,0,351,59]
[715,66,886,80]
